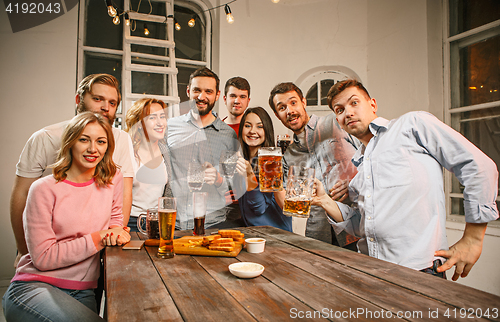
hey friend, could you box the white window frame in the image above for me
[77,0,212,126]
[296,66,361,112]
[443,0,500,225]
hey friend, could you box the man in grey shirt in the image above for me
[269,82,359,247]
[167,67,241,230]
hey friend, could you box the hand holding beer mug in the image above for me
[157,197,176,259]
[188,161,204,191]
[258,147,283,192]
[219,150,238,178]
[283,166,315,218]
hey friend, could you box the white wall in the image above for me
[0,0,498,297]
[0,5,78,282]
[217,0,368,135]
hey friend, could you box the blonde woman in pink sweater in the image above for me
[3,112,131,322]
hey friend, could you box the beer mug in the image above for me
[219,150,238,178]
[258,147,283,192]
[283,166,316,218]
[137,208,159,240]
[187,161,204,191]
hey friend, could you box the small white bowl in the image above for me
[229,262,265,279]
[245,238,266,253]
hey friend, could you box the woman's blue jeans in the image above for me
[2,281,103,322]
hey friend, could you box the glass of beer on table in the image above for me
[258,147,283,192]
[276,134,291,154]
[192,192,207,236]
[157,197,176,259]
[283,166,315,218]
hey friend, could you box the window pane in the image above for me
[85,0,123,50]
[131,44,167,57]
[131,59,168,96]
[84,52,122,95]
[449,0,500,37]
[451,197,465,216]
[132,20,167,42]
[320,79,335,106]
[132,72,168,96]
[130,0,166,17]
[452,107,500,199]
[174,5,204,61]
[454,34,500,107]
[177,65,199,114]
[306,83,318,106]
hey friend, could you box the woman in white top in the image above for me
[125,98,170,231]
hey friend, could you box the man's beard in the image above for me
[77,100,115,126]
[193,99,215,117]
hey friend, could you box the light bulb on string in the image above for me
[144,23,150,35]
[272,0,280,3]
[174,18,181,31]
[124,12,130,26]
[106,0,117,17]
[224,5,234,24]
[113,15,120,25]
[188,16,196,28]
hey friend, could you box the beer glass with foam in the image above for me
[258,147,283,192]
[157,197,176,258]
[283,166,316,218]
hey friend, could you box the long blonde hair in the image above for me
[125,98,167,162]
[53,112,117,187]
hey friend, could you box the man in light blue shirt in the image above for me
[313,79,498,280]
[167,67,241,230]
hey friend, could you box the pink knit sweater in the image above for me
[12,172,123,290]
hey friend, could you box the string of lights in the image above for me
[106,0,279,31]
[105,0,249,30]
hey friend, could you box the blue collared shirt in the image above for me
[331,111,498,270]
[167,110,240,230]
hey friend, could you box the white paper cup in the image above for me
[245,238,266,253]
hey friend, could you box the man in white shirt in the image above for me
[11,74,134,265]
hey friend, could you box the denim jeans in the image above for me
[2,281,103,322]
[127,215,141,233]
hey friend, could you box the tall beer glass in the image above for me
[157,197,176,259]
[283,166,315,218]
[258,147,283,192]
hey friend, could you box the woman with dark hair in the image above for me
[125,98,172,232]
[236,107,292,231]
[2,112,130,321]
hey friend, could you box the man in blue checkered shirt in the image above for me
[167,67,242,230]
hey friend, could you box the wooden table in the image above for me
[104,226,500,321]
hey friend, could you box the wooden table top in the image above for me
[104,226,500,322]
